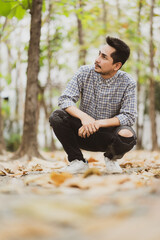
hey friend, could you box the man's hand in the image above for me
[65,106,100,138]
[78,117,101,138]
[65,106,120,138]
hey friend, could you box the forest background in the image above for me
[0,0,160,160]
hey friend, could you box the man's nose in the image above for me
[95,55,100,63]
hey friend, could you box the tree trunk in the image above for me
[116,0,121,19]
[76,0,86,66]
[149,0,158,150]
[0,90,4,154]
[136,0,143,149]
[0,18,8,154]
[44,2,56,151]
[101,0,107,42]
[0,61,3,154]
[15,0,43,159]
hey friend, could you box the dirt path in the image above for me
[0,150,160,240]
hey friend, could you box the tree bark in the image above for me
[116,0,121,19]
[15,0,43,158]
[101,0,107,42]
[0,89,4,154]
[0,64,3,154]
[0,18,8,154]
[44,2,56,150]
[136,0,143,149]
[76,0,86,66]
[149,0,158,150]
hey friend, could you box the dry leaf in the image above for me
[0,170,6,176]
[50,172,73,186]
[4,168,14,174]
[88,157,99,163]
[63,177,90,190]
[0,164,8,176]
[120,162,133,168]
[83,168,101,178]
[31,164,43,172]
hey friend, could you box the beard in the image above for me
[94,62,115,78]
[95,67,112,76]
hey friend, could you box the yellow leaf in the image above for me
[88,157,98,163]
[50,172,73,186]
[83,168,101,178]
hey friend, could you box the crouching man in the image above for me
[49,36,137,174]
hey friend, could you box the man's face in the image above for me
[95,44,121,79]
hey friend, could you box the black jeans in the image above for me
[49,110,137,162]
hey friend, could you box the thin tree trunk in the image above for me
[45,2,56,150]
[15,0,43,159]
[0,18,8,154]
[101,0,107,42]
[149,0,158,150]
[0,85,4,154]
[116,0,121,19]
[47,3,53,116]
[0,59,4,154]
[76,0,86,66]
[136,0,143,149]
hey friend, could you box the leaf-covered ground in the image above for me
[0,150,160,240]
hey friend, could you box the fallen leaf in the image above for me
[88,157,99,163]
[150,168,160,178]
[83,168,101,178]
[0,164,8,176]
[0,170,6,176]
[50,172,73,186]
[4,168,14,174]
[120,162,133,168]
[31,164,43,172]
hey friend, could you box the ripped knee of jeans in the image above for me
[118,129,133,138]
[116,126,137,145]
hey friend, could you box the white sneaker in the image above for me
[104,157,123,174]
[60,160,89,174]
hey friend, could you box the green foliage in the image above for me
[40,25,64,67]
[0,0,27,19]
[5,133,21,151]
[0,0,11,16]
[0,0,41,19]
[8,4,26,20]
[2,99,10,118]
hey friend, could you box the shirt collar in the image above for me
[100,71,120,84]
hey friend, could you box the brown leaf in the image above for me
[63,177,90,190]
[120,162,133,168]
[31,164,43,172]
[50,172,73,186]
[88,157,98,163]
[0,170,6,176]
[83,168,101,178]
[4,168,14,174]
[0,164,8,176]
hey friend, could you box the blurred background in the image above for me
[0,0,160,154]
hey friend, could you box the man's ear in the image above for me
[114,62,122,71]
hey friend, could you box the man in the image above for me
[49,36,137,174]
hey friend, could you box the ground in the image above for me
[0,150,160,240]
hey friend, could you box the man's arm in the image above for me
[65,106,120,138]
[115,81,137,126]
[65,106,98,138]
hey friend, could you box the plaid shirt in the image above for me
[58,65,137,126]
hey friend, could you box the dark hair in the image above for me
[106,36,130,66]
